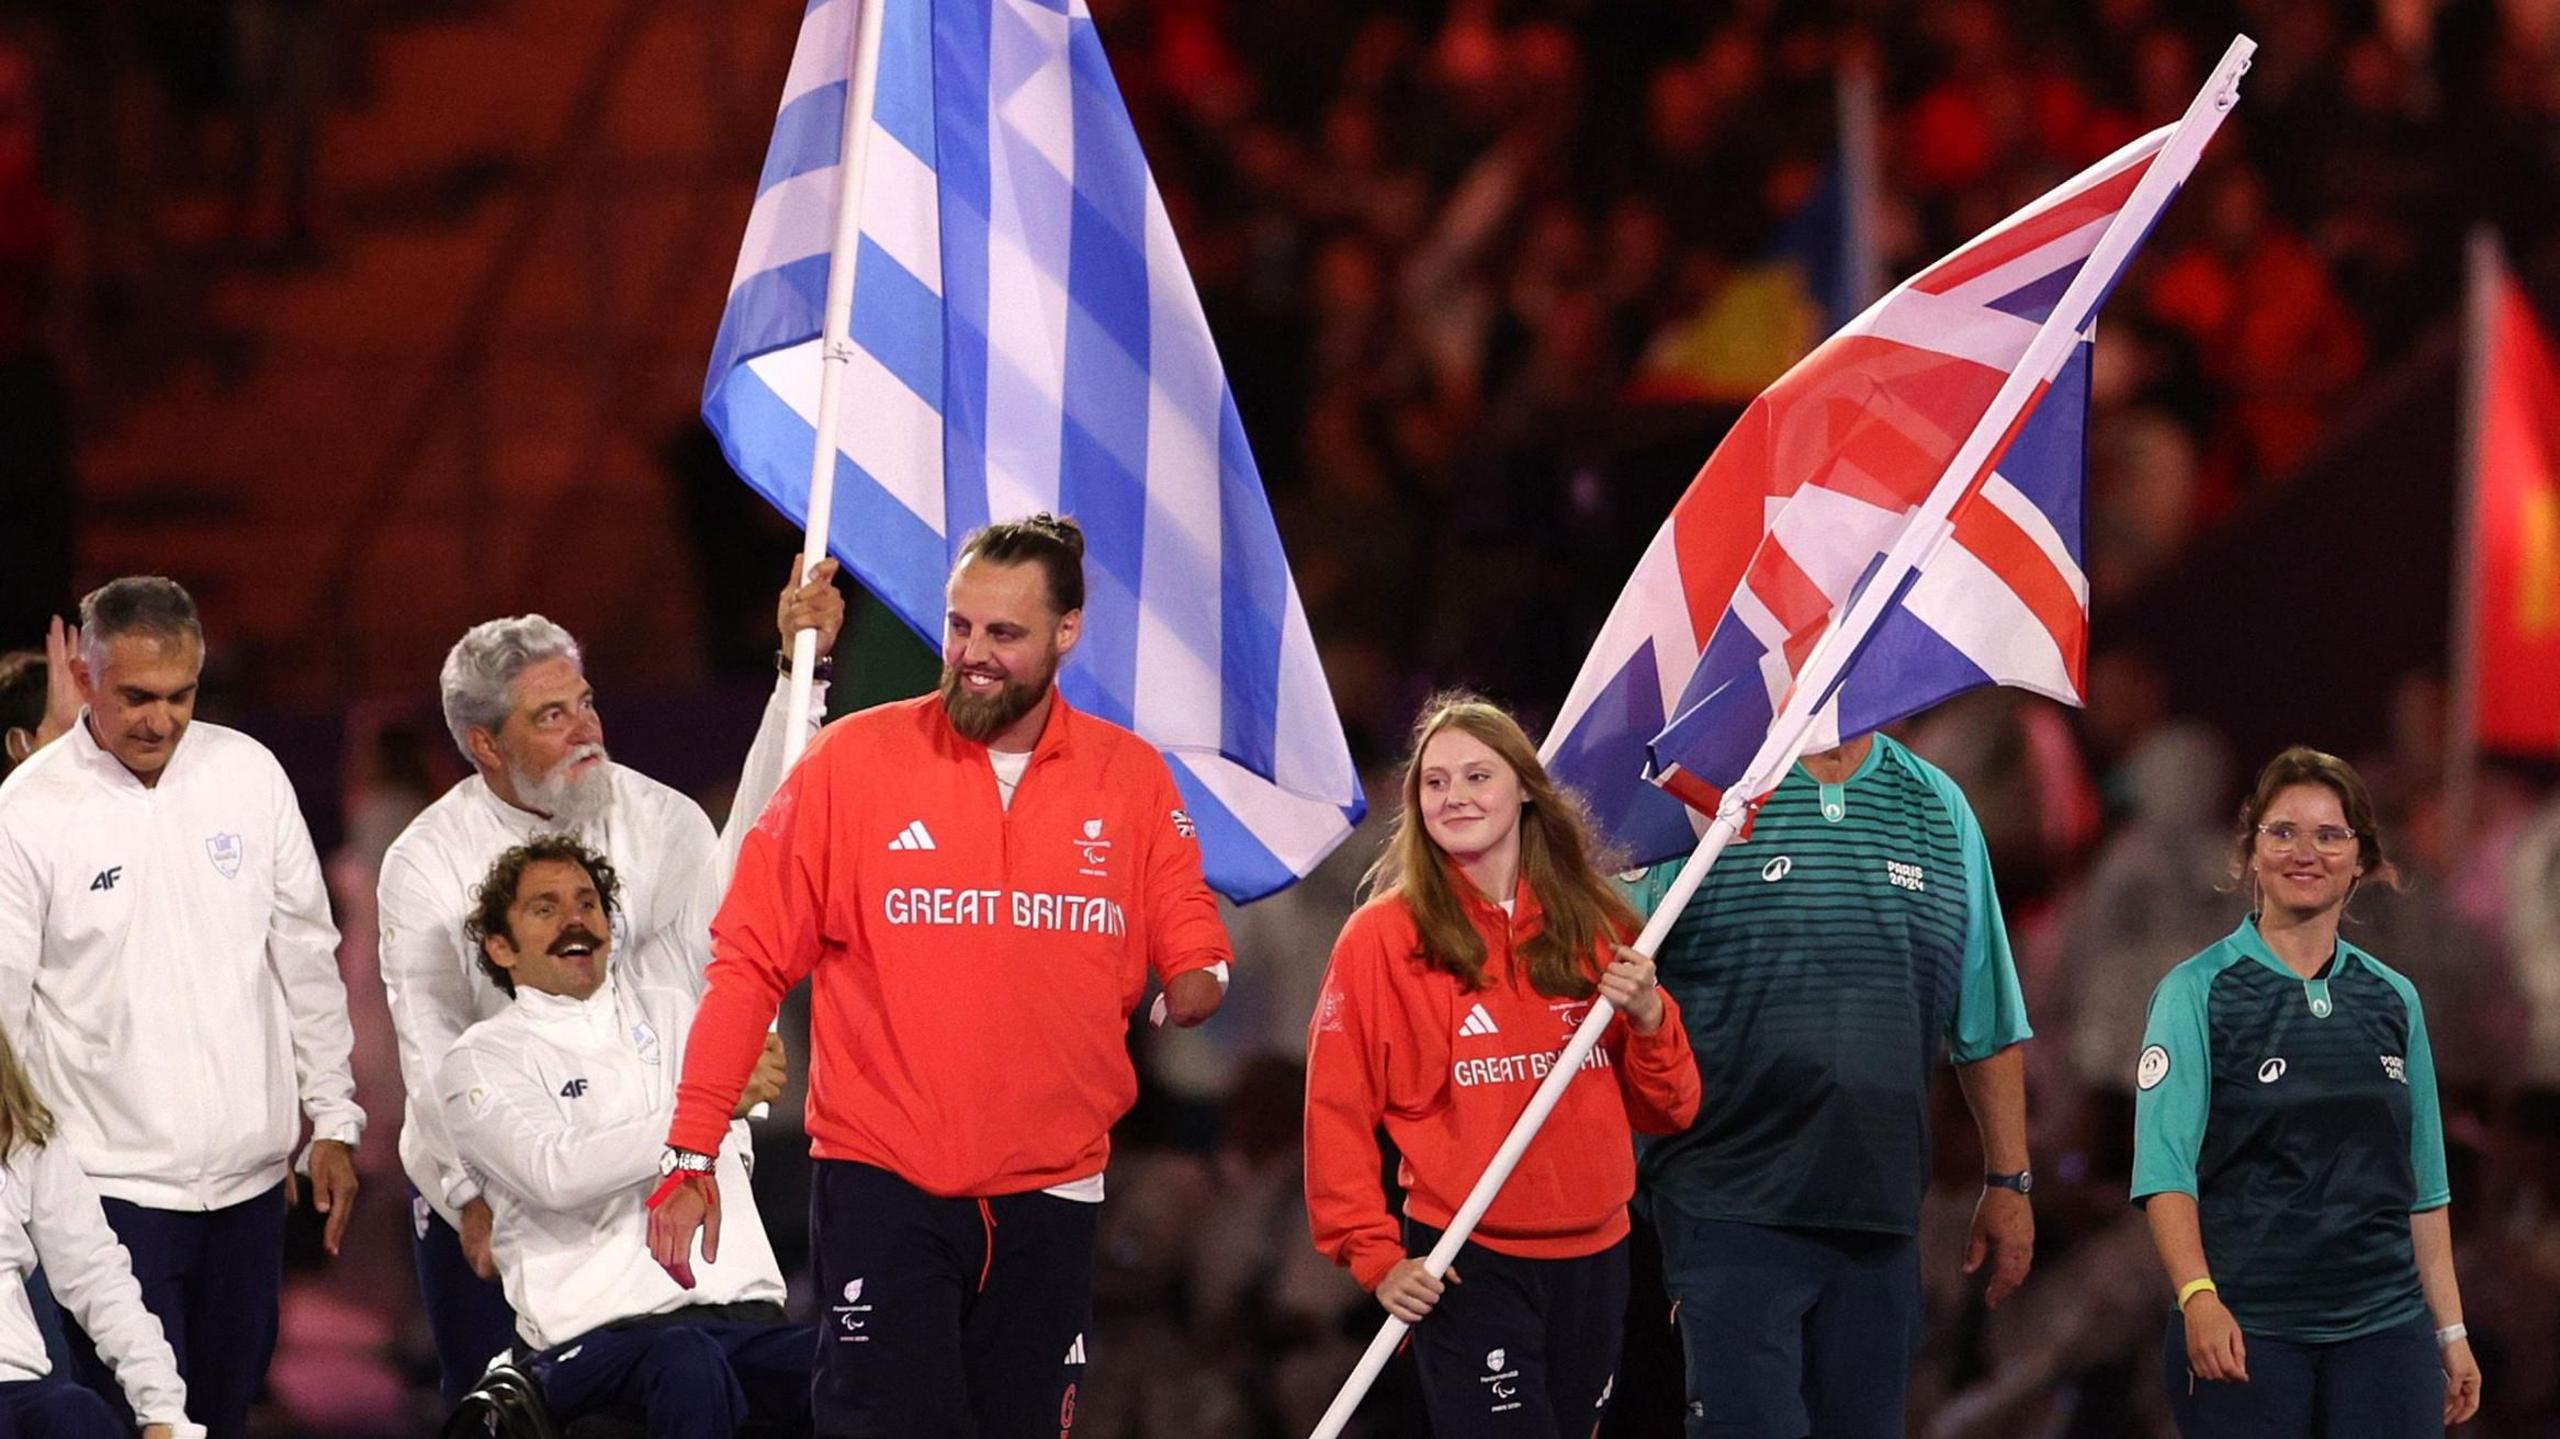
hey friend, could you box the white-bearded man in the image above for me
[380,558,842,1400]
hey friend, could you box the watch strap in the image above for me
[776,649,837,682]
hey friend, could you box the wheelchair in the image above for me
[443,1356,795,1439]
[440,1360,644,1439]
[442,1360,556,1439]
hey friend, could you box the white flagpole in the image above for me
[1299,793,1750,1439]
[783,0,892,767]
[1305,35,2255,1438]
[751,0,887,1122]
[2446,227,2498,847]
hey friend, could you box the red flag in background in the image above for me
[2464,241,2560,757]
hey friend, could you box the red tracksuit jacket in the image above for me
[668,693,1232,1195]
[1304,878,1702,1289]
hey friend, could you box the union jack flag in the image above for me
[1544,125,2178,866]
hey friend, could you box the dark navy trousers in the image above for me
[20,1269,77,1378]
[61,1183,285,1439]
[0,1376,123,1438]
[1401,1218,1629,1439]
[810,1160,1098,1438]
[527,1317,814,1439]
[407,1187,519,1401]
[2164,1310,2444,1438]
[1655,1216,1922,1439]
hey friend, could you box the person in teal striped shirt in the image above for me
[1623,731,2033,1439]
[2132,746,2482,1436]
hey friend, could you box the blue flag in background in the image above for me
[704,0,1364,900]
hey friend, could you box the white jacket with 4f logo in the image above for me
[439,963,784,1350]
[376,678,817,1230]
[378,766,718,1229]
[0,720,365,1210]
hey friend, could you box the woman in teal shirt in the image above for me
[2131,747,2481,1436]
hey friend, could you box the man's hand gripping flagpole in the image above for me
[777,0,887,765]
[758,0,889,1129]
[656,0,888,1244]
[1305,35,2254,1437]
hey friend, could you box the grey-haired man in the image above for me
[379,558,843,1400]
[0,576,364,1439]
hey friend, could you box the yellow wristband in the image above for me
[2176,1277,2219,1309]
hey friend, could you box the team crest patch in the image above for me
[632,1022,662,1066]
[2137,1045,2170,1091]
[832,1278,874,1345]
[1481,1344,1522,1409]
[1316,988,1345,1034]
[1075,820,1113,875]
[206,833,243,879]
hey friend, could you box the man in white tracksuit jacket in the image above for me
[0,577,364,1439]
[379,559,840,1397]
[440,834,807,1438]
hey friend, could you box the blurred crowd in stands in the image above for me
[1068,1,2560,1433]
[1,0,337,645]
[1095,0,2560,758]
[8,0,2560,1434]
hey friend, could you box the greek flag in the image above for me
[704,0,1364,901]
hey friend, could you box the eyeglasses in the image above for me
[2255,822,2359,856]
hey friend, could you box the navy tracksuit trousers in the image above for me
[60,1183,286,1439]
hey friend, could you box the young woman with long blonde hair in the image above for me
[1305,693,1700,1436]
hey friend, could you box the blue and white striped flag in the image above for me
[704,0,1364,902]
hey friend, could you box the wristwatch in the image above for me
[647,1147,720,1212]
[775,649,836,681]
[1984,1170,2033,1195]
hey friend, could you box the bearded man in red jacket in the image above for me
[647,514,1232,1438]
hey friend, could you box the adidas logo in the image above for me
[1458,1004,1500,1038]
[1063,1333,1087,1365]
[887,821,937,851]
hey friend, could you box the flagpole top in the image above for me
[2210,35,2256,112]
[2212,62,2248,111]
